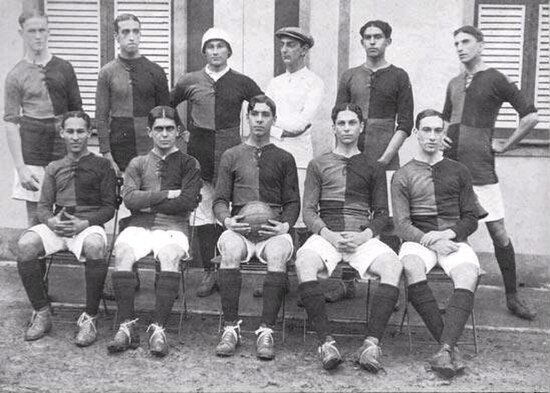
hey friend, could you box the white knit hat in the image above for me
[201,27,233,57]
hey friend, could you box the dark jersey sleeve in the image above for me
[449,164,478,241]
[280,153,300,227]
[395,70,414,135]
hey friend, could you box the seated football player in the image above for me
[107,106,201,357]
[16,110,116,345]
[392,109,480,378]
[213,95,300,360]
[295,103,402,371]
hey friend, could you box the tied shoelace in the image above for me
[361,339,382,357]
[118,318,139,339]
[77,312,97,333]
[147,323,166,344]
[221,320,242,342]
[319,340,340,357]
[254,326,274,346]
[29,308,49,326]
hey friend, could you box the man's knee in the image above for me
[486,220,509,247]
[295,250,324,283]
[449,263,479,291]
[114,243,137,271]
[263,237,292,271]
[82,234,106,260]
[157,244,184,272]
[219,232,246,268]
[372,252,403,284]
[17,232,44,262]
[401,254,426,284]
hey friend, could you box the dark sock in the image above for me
[218,269,242,322]
[84,259,109,316]
[408,280,443,342]
[441,288,475,347]
[197,224,223,271]
[17,258,49,311]
[366,283,399,341]
[261,272,286,326]
[299,281,331,342]
[153,271,181,326]
[112,271,137,322]
[494,241,517,295]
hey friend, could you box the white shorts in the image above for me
[474,183,505,222]
[217,230,294,264]
[115,227,190,261]
[190,182,217,226]
[399,241,480,276]
[28,224,107,262]
[12,166,45,202]
[296,234,396,280]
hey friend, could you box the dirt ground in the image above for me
[0,301,548,393]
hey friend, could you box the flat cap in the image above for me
[275,27,314,48]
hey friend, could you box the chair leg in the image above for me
[178,264,187,340]
[282,293,286,344]
[471,307,478,355]
[365,279,371,329]
[302,310,307,343]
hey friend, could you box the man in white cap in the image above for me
[171,28,263,297]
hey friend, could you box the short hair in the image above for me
[18,10,48,28]
[331,102,363,124]
[114,13,140,33]
[247,95,277,118]
[148,106,181,128]
[415,109,444,129]
[453,25,484,42]
[61,111,91,130]
[359,20,392,39]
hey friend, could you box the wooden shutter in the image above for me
[45,0,100,116]
[535,4,549,131]
[114,0,172,85]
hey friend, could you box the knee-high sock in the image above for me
[408,280,443,342]
[17,258,49,311]
[494,241,517,295]
[441,288,475,347]
[218,269,242,323]
[112,271,137,322]
[84,259,109,316]
[261,272,286,327]
[197,224,222,271]
[366,283,399,341]
[153,271,181,326]
[299,281,331,342]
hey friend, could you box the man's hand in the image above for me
[181,130,190,143]
[224,215,251,235]
[320,228,353,253]
[428,239,459,257]
[339,230,373,252]
[17,166,40,191]
[167,189,181,199]
[420,229,456,247]
[258,219,289,238]
[492,139,507,154]
[46,209,65,236]
[103,152,121,177]
[281,124,311,138]
[47,209,89,237]
[441,136,453,151]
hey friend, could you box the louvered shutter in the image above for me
[535,4,549,130]
[478,3,525,129]
[45,0,100,116]
[114,0,172,85]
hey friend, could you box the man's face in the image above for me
[20,16,49,53]
[60,117,90,154]
[333,110,363,146]
[454,32,483,64]
[361,26,391,59]
[279,36,307,67]
[116,19,141,55]
[247,103,275,138]
[416,115,445,154]
[148,117,178,151]
[204,39,230,68]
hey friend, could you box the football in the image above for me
[239,200,275,242]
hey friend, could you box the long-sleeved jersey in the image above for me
[123,149,202,231]
[303,152,388,235]
[391,158,478,243]
[213,143,300,226]
[37,153,116,226]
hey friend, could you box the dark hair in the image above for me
[148,106,181,128]
[18,10,48,28]
[247,95,277,117]
[415,109,444,129]
[114,13,140,33]
[453,25,484,42]
[61,111,91,129]
[331,103,363,123]
[360,20,392,39]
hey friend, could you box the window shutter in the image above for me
[114,0,172,85]
[535,4,549,130]
[478,3,525,129]
[45,0,100,116]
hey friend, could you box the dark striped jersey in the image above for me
[123,149,202,231]
[303,152,388,235]
[336,64,414,169]
[442,68,537,185]
[213,143,300,226]
[171,69,262,183]
[95,56,170,170]
[391,158,478,243]
[37,153,116,226]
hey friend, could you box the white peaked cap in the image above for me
[201,27,233,56]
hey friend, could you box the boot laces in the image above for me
[147,323,166,344]
[77,312,97,334]
[118,318,139,339]
[254,326,274,347]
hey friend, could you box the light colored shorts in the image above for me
[115,227,190,261]
[296,234,396,280]
[399,241,480,276]
[28,224,107,262]
[473,183,505,222]
[190,182,217,226]
[12,166,45,202]
[217,230,294,264]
